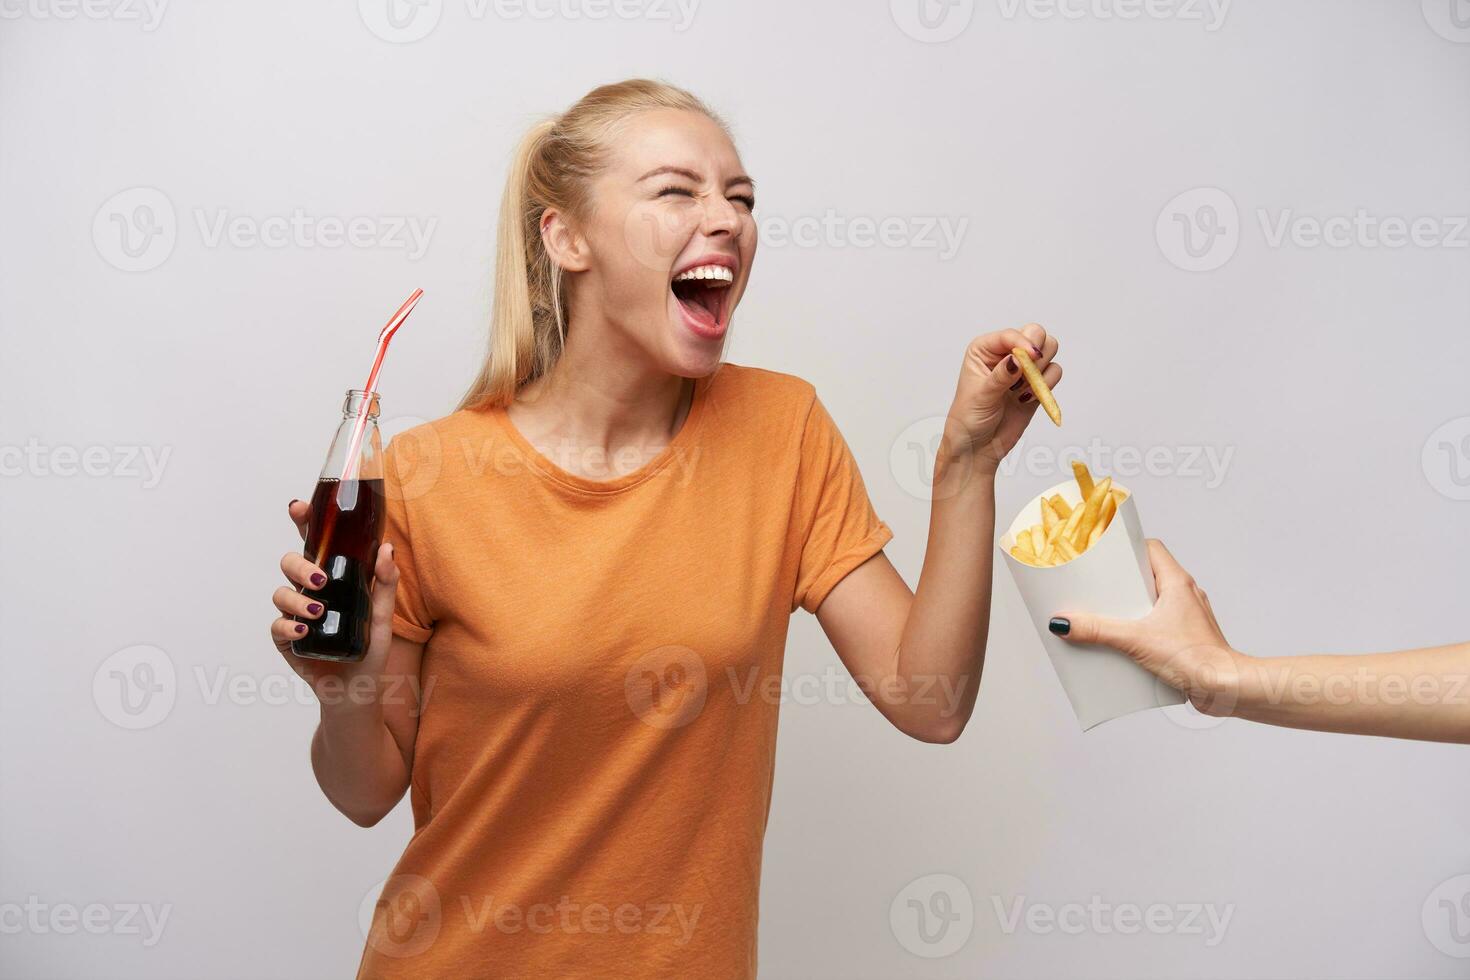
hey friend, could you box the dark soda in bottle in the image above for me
[292,390,385,662]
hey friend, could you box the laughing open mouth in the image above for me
[671,263,734,332]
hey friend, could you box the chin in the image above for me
[662,337,728,379]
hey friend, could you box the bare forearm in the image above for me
[1226,643,1470,743]
[311,702,411,826]
[890,452,997,739]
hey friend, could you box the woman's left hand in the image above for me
[947,323,1061,472]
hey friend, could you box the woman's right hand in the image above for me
[270,498,400,707]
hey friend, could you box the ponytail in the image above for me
[459,118,559,410]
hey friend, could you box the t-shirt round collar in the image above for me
[488,375,709,496]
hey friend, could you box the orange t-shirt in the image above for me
[356,364,892,979]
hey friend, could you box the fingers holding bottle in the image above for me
[364,542,400,669]
[288,497,312,541]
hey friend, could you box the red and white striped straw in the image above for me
[340,288,423,482]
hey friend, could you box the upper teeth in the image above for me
[674,264,734,284]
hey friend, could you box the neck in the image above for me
[513,312,691,455]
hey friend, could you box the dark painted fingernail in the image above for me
[1032,345,1043,358]
[1019,392,1033,403]
[1010,378,1025,391]
[1006,356,1019,374]
[289,499,300,507]
[307,603,323,615]
[1048,617,1070,636]
[295,623,307,635]
[310,573,326,587]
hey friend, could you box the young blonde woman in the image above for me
[268,80,1063,979]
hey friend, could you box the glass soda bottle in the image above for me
[292,390,386,662]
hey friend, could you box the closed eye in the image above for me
[658,186,755,211]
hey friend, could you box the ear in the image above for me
[540,208,590,274]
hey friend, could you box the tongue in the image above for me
[676,286,719,330]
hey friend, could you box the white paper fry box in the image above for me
[999,480,1184,730]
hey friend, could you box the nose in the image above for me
[699,193,741,238]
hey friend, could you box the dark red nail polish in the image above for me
[1019,392,1033,403]
[295,623,307,635]
[307,603,323,615]
[310,573,326,587]
[1032,346,1043,358]
[1006,356,1019,374]
[1010,378,1025,391]
[289,499,300,507]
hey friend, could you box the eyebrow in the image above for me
[637,165,756,190]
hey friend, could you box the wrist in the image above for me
[316,675,387,723]
[1192,647,1254,717]
[937,414,999,473]
[933,447,997,500]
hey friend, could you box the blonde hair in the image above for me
[459,79,729,411]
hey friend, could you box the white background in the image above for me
[3,0,1469,977]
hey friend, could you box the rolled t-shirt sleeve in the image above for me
[791,395,893,614]
[382,431,436,644]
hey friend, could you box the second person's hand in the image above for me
[1050,539,1245,716]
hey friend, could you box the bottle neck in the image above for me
[342,389,381,420]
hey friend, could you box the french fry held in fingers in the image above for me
[1011,346,1062,427]
[1006,461,1123,568]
